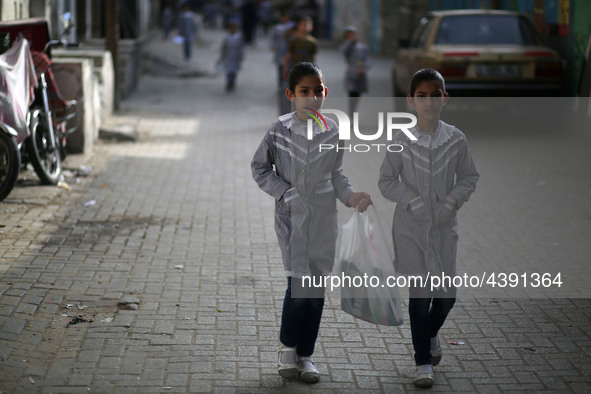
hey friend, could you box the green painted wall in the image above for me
[573,0,591,94]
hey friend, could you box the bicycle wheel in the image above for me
[0,131,21,202]
[26,109,62,185]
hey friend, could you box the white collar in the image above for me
[409,121,454,148]
[279,111,332,137]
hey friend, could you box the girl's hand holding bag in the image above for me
[339,205,404,326]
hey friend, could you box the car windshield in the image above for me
[435,15,542,45]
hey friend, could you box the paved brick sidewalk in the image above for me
[1,28,591,393]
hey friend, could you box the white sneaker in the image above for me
[277,346,297,380]
[297,357,320,383]
[413,364,434,388]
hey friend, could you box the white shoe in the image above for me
[297,357,319,383]
[413,364,434,388]
[277,346,297,380]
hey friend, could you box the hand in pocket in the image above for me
[408,196,430,222]
[437,195,457,224]
[280,187,302,213]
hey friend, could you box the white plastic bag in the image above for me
[339,205,404,326]
[172,35,185,45]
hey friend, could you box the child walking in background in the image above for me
[378,68,479,388]
[177,3,198,61]
[251,62,371,383]
[269,11,294,90]
[217,19,244,92]
[282,15,317,82]
[161,5,174,40]
[339,26,370,115]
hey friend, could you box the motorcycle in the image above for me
[0,16,78,202]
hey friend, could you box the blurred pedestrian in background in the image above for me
[241,0,259,45]
[282,15,317,82]
[340,26,370,115]
[203,0,221,29]
[258,0,274,37]
[177,3,198,61]
[217,19,244,92]
[297,0,320,38]
[269,11,294,90]
[161,4,174,40]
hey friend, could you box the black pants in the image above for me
[408,286,456,366]
[226,72,237,91]
[279,277,325,357]
[348,91,361,115]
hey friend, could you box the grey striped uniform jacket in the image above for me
[340,41,371,93]
[251,112,355,278]
[378,121,479,278]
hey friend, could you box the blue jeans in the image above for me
[408,286,456,366]
[279,277,325,357]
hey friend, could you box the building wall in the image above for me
[28,0,47,21]
[572,0,591,95]
[380,0,429,57]
[0,0,30,21]
[136,0,152,37]
[332,0,372,44]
